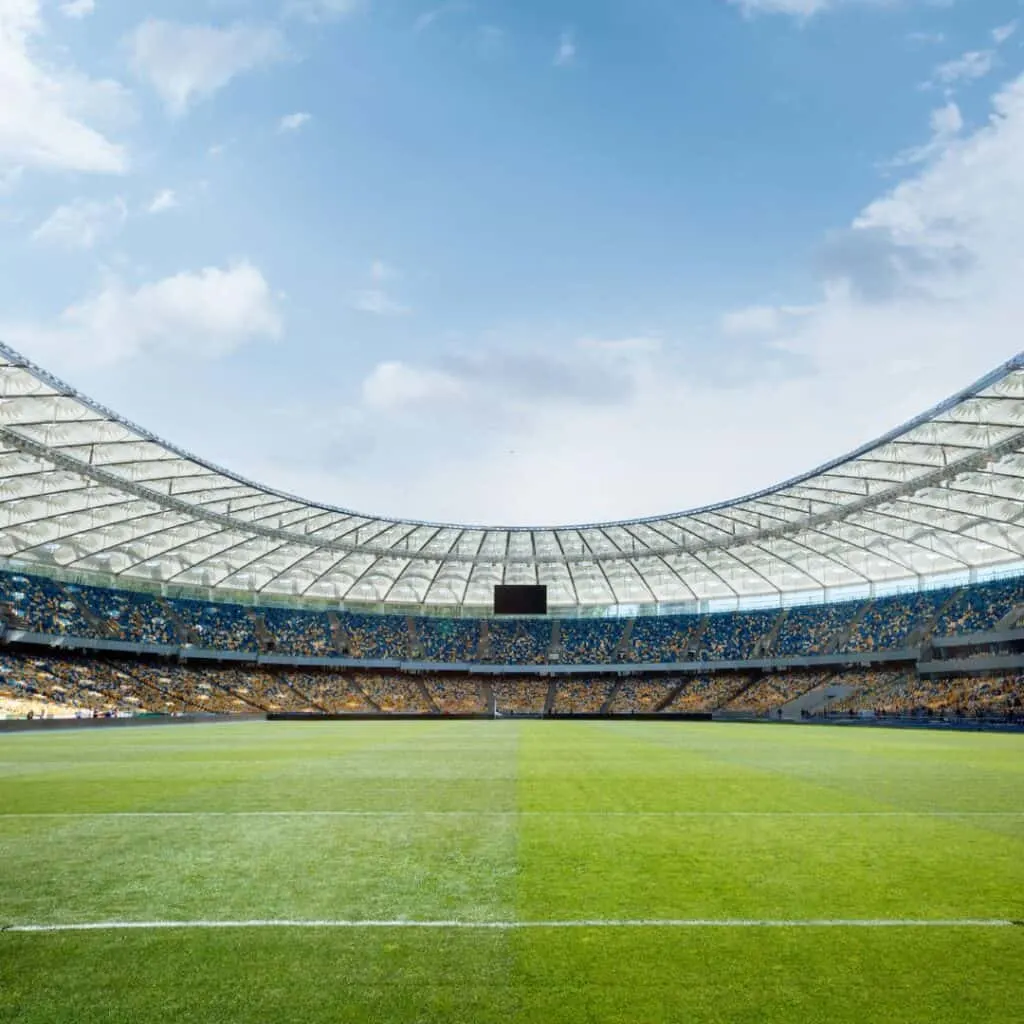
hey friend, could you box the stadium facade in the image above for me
[0,341,1023,616]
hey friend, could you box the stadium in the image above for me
[1,342,1022,1022]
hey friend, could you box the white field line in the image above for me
[0,811,1022,819]
[2,919,1019,934]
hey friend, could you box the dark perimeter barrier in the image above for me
[0,713,262,734]
[266,712,715,722]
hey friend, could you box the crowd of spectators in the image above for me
[3,568,1024,670]
[551,678,613,713]
[354,673,431,712]
[774,604,855,656]
[557,621,623,664]
[344,613,410,660]
[1,645,1022,723]
[667,674,743,712]
[824,668,1024,720]
[423,676,488,714]
[841,593,941,653]
[0,575,94,637]
[629,617,693,663]
[931,577,1024,637]
[418,620,479,663]
[492,680,549,714]
[0,652,140,715]
[261,608,335,656]
[289,671,371,712]
[486,621,548,665]
[723,669,836,714]
[169,599,259,652]
[696,609,780,661]
[79,585,180,645]
[607,678,675,713]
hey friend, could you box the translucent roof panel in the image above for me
[0,341,1023,610]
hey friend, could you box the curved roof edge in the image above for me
[3,339,1021,531]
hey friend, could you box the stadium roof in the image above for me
[0,340,1023,612]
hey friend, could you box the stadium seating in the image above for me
[723,669,837,715]
[1,647,1021,723]
[557,620,623,664]
[492,680,549,714]
[261,607,335,656]
[606,678,675,713]
[840,592,942,653]
[629,616,693,662]
[418,620,479,663]
[2,568,1024,673]
[551,678,614,714]
[424,676,488,714]
[343,613,410,660]
[355,673,432,713]
[774,603,857,656]
[167,598,260,652]
[0,574,96,638]
[696,608,781,661]
[486,620,548,665]
[931,576,1024,637]
[667,674,744,712]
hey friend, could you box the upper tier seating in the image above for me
[2,568,1024,667]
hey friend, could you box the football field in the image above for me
[1,720,1022,1023]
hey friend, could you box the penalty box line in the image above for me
[3,919,1021,934]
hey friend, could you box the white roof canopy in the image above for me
[0,341,1023,611]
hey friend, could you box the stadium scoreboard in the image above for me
[493,585,548,616]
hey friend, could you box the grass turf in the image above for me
[0,720,1022,1023]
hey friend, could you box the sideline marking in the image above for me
[2,919,1016,934]
[0,810,1021,819]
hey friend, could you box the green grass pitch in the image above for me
[1,720,1022,1023]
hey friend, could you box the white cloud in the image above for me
[929,50,996,89]
[889,101,963,165]
[348,260,408,315]
[278,111,311,133]
[0,0,128,174]
[147,188,177,213]
[370,259,394,282]
[349,289,409,316]
[413,3,472,32]
[284,0,362,23]
[929,101,963,136]
[5,262,282,368]
[362,362,464,410]
[728,0,831,17]
[31,197,126,249]
[0,165,23,194]
[721,306,783,335]
[908,31,945,45]
[60,0,95,19]
[554,29,576,67]
[993,22,1017,46]
[127,20,285,117]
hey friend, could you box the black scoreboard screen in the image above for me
[493,585,548,616]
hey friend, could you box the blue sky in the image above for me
[1,0,1023,525]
